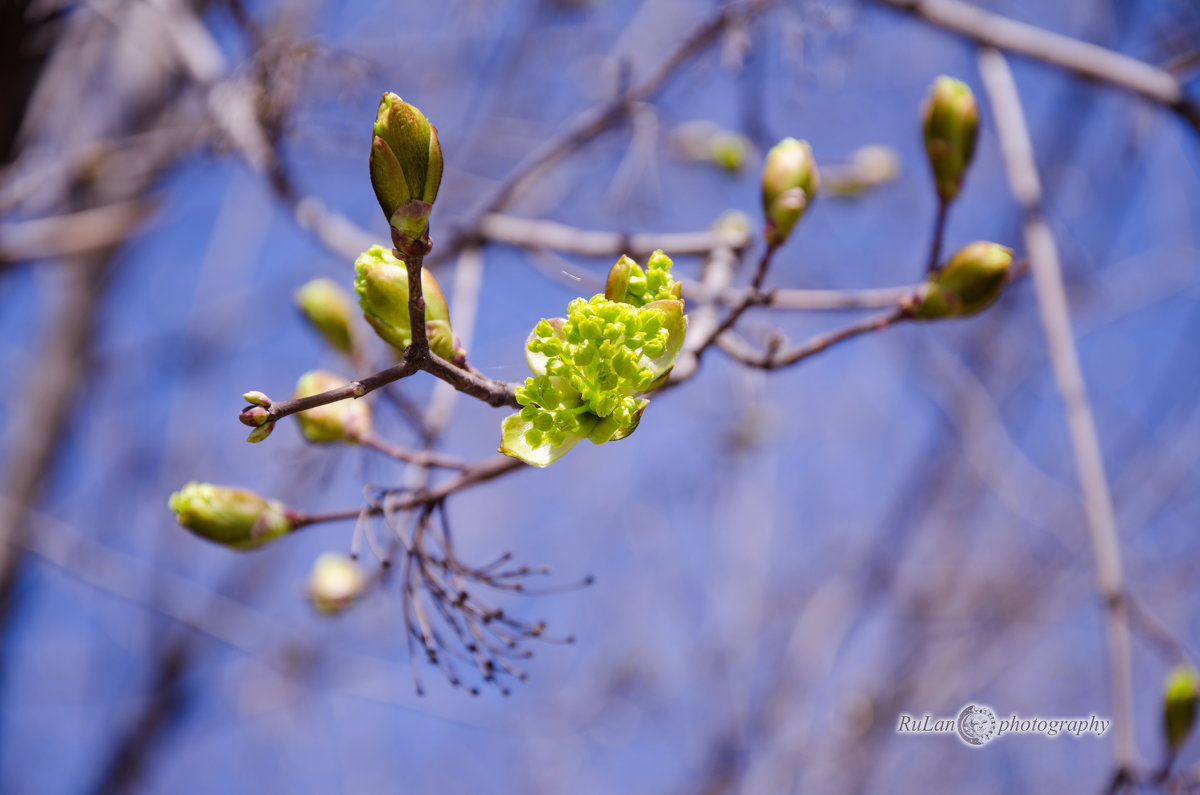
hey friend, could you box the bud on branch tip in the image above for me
[922,76,979,204]
[370,93,443,249]
[910,241,1012,320]
[354,244,463,362]
[1165,666,1199,754]
[762,137,819,246]
[168,482,294,550]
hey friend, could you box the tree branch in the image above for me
[978,45,1137,779]
[879,0,1199,134]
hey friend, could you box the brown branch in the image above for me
[692,241,779,360]
[254,345,520,429]
[405,250,430,355]
[358,433,470,471]
[293,455,526,529]
[718,309,907,370]
[925,197,948,275]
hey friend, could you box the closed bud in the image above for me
[370,93,444,247]
[246,421,275,443]
[1165,666,1199,754]
[353,244,463,361]
[762,138,819,246]
[293,370,371,443]
[911,241,1012,320]
[168,482,294,550]
[242,390,271,408]
[923,76,979,203]
[308,553,367,614]
[710,131,749,172]
[294,278,356,354]
[239,405,271,427]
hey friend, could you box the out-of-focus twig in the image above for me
[879,0,1200,133]
[978,46,1137,783]
[0,199,156,261]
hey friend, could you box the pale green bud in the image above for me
[293,370,371,444]
[246,421,275,443]
[168,482,293,550]
[1165,666,1199,754]
[308,553,367,614]
[824,145,902,197]
[239,405,271,427]
[370,93,444,246]
[911,241,1012,320]
[294,278,356,354]
[710,131,749,172]
[922,76,979,203]
[242,390,271,408]
[353,244,462,361]
[762,138,819,246]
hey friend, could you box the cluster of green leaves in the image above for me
[500,251,686,467]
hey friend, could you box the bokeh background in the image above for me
[2,0,1199,792]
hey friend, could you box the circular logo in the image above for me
[957,704,998,747]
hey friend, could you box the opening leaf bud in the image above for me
[168,482,294,550]
[353,244,463,361]
[308,553,367,614]
[294,278,356,354]
[762,138,819,246]
[922,76,979,203]
[910,241,1012,320]
[293,370,371,444]
[370,93,443,247]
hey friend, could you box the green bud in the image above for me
[246,421,275,443]
[762,138,819,246]
[710,131,749,172]
[242,390,271,408]
[354,244,462,361]
[712,209,752,238]
[922,76,979,203]
[1165,666,1199,754]
[824,145,902,197]
[370,93,444,246]
[168,482,293,550]
[605,255,641,304]
[308,553,367,614]
[239,405,271,427]
[294,278,356,354]
[910,241,1013,320]
[293,370,371,444]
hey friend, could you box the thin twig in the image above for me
[476,213,751,258]
[293,455,526,529]
[720,308,907,370]
[925,197,948,275]
[978,46,1136,779]
[358,433,470,471]
[429,0,777,267]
